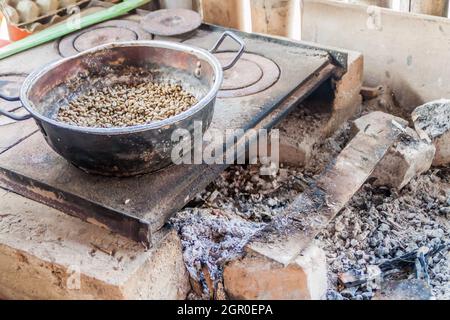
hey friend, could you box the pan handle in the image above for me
[210,31,245,71]
[0,92,32,121]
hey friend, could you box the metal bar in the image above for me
[0,168,152,246]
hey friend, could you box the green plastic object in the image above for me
[0,0,151,60]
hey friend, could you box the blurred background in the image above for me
[1,0,449,46]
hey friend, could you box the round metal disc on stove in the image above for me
[73,27,139,52]
[58,20,153,57]
[140,9,202,37]
[215,52,280,98]
[218,58,263,90]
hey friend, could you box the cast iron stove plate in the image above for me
[140,9,202,37]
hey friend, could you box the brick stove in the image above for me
[0,13,348,246]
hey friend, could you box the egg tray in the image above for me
[2,0,119,32]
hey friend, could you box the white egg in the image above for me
[3,5,20,24]
[16,0,41,23]
[59,0,77,9]
[36,0,59,14]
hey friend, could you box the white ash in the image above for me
[170,208,265,285]
[173,141,449,300]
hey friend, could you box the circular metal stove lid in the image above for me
[140,9,202,37]
[219,58,263,90]
[215,52,280,98]
[58,20,152,57]
[73,27,139,52]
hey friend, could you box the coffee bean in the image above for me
[57,82,197,128]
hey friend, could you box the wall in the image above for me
[302,0,450,111]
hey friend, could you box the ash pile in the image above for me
[322,171,449,300]
[170,164,311,299]
[170,98,450,300]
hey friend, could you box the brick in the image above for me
[412,99,450,166]
[372,128,435,189]
[224,244,327,300]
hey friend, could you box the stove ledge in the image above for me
[0,191,190,300]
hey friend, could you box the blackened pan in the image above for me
[0,32,245,176]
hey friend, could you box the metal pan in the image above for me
[0,31,245,176]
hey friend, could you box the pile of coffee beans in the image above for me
[57,82,197,128]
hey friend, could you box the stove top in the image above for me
[0,18,346,245]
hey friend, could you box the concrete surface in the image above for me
[0,191,190,300]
